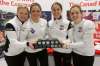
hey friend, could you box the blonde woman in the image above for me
[4,5,29,66]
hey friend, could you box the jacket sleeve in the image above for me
[69,22,95,48]
[5,23,27,48]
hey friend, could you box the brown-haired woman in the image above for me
[64,4,95,66]
[48,2,72,66]
[25,3,48,66]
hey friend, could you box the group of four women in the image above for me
[0,2,95,66]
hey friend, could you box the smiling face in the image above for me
[51,2,62,19]
[17,6,29,23]
[30,3,42,21]
[70,5,83,24]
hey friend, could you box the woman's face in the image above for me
[17,8,29,22]
[30,5,41,21]
[52,4,62,19]
[70,7,82,23]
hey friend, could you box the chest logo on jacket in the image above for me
[59,25,64,30]
[31,28,35,34]
[78,27,83,32]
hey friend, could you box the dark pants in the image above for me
[5,52,26,66]
[72,52,94,66]
[26,49,48,66]
[53,51,71,66]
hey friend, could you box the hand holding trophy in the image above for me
[61,39,71,49]
[27,39,37,49]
